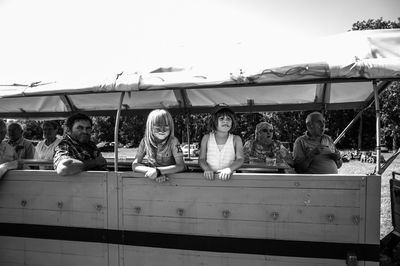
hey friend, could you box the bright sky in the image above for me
[0,0,399,83]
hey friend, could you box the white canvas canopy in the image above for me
[0,29,399,118]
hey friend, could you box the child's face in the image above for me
[153,124,170,141]
[216,115,232,133]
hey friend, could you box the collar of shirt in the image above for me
[7,137,23,147]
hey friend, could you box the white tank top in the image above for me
[206,133,235,171]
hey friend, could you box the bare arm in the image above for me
[0,160,18,179]
[56,158,85,176]
[198,134,215,180]
[227,135,244,171]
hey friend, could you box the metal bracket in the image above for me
[346,251,358,266]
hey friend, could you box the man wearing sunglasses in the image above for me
[293,112,342,174]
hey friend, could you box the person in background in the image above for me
[35,120,62,169]
[293,111,342,174]
[132,109,185,183]
[243,122,293,167]
[7,122,35,160]
[0,120,18,178]
[54,113,107,175]
[198,107,244,181]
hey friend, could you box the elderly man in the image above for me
[7,122,36,160]
[0,120,18,178]
[293,112,342,174]
[54,113,107,175]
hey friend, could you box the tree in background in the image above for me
[352,17,400,150]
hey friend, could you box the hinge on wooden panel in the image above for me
[346,251,358,266]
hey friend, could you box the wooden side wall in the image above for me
[0,170,380,266]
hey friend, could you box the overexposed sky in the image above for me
[0,0,399,83]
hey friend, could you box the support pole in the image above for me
[334,107,368,145]
[373,81,381,174]
[114,92,125,172]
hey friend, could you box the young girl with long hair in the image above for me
[132,109,185,182]
[198,107,244,180]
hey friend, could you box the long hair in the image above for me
[144,109,175,165]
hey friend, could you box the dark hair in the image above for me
[43,120,60,130]
[65,113,92,131]
[209,107,237,132]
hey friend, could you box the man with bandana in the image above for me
[54,113,107,175]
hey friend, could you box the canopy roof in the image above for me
[1,29,399,118]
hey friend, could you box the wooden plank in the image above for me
[0,236,108,266]
[0,180,106,198]
[122,245,347,266]
[0,194,105,212]
[4,170,107,182]
[365,175,381,244]
[121,215,360,242]
[121,172,364,189]
[123,200,361,225]
[122,185,361,207]
[106,173,120,266]
[0,209,106,228]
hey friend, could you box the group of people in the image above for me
[132,107,342,182]
[0,107,342,180]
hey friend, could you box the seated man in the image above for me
[0,120,18,178]
[7,122,36,160]
[54,113,107,175]
[243,122,293,167]
[293,112,342,174]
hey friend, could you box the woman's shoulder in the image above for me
[169,136,180,145]
[232,134,242,141]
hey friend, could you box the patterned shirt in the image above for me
[243,139,292,165]
[53,134,107,170]
[293,132,339,174]
[136,136,183,167]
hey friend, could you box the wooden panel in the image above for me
[123,200,360,225]
[0,236,108,266]
[365,175,381,244]
[0,170,108,228]
[121,173,364,243]
[121,172,363,189]
[122,216,360,242]
[122,185,361,207]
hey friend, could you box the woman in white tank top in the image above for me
[199,107,244,180]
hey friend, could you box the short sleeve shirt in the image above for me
[293,133,338,174]
[136,136,183,167]
[54,134,107,171]
[7,137,36,160]
[0,141,17,164]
